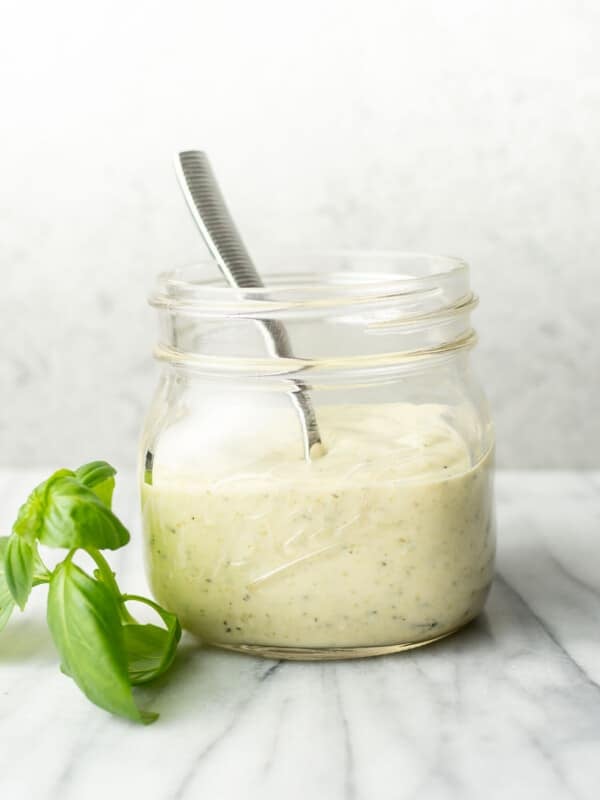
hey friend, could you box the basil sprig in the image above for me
[0,461,181,724]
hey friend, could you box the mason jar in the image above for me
[140,252,495,660]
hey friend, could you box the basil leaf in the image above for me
[12,469,73,541]
[121,595,181,685]
[75,461,116,508]
[0,537,15,631]
[12,486,45,541]
[38,476,129,550]
[47,559,157,724]
[12,465,121,547]
[12,469,78,542]
[4,534,35,610]
[32,547,51,586]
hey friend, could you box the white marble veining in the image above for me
[0,469,599,800]
[2,1,600,469]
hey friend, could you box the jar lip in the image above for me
[149,250,469,316]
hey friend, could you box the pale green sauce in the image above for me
[142,404,495,649]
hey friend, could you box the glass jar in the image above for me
[140,252,495,660]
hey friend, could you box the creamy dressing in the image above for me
[141,404,495,651]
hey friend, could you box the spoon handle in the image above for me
[176,151,263,289]
[175,150,322,460]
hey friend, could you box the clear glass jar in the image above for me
[140,252,495,660]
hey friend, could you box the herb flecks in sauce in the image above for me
[143,404,495,649]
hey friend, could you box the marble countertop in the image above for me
[0,469,599,800]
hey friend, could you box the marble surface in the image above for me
[3,2,600,470]
[0,468,599,800]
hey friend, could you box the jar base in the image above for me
[206,621,471,661]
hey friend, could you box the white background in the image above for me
[2,0,598,468]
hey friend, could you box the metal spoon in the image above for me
[174,150,323,461]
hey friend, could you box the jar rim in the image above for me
[149,250,469,316]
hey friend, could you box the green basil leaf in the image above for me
[12,465,120,547]
[75,461,116,508]
[32,546,51,586]
[38,476,129,550]
[47,559,157,724]
[0,537,15,632]
[12,487,44,541]
[4,534,35,610]
[121,595,182,685]
[12,469,73,541]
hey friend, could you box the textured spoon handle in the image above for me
[176,151,263,289]
[175,150,322,459]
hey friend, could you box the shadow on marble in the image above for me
[138,612,499,725]
[500,540,600,600]
[0,617,56,663]
[135,635,280,721]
